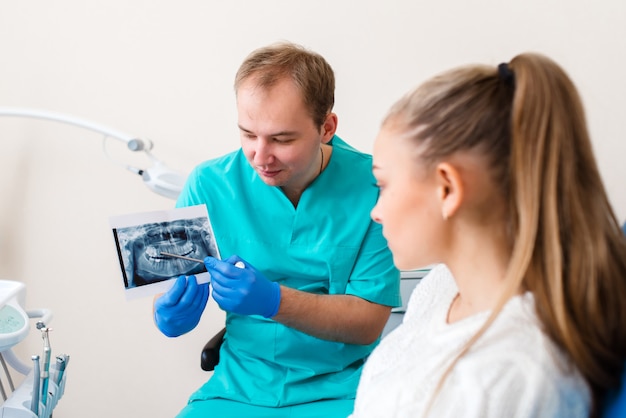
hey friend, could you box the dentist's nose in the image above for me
[253,140,273,166]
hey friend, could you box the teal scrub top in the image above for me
[177,136,400,407]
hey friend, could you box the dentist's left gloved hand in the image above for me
[205,255,281,318]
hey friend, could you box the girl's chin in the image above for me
[392,257,413,271]
[393,255,428,272]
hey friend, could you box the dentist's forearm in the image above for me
[273,286,391,345]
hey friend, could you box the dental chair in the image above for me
[602,221,626,418]
[200,270,425,372]
[604,369,626,418]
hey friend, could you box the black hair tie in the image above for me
[498,63,515,88]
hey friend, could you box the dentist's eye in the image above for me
[273,137,295,144]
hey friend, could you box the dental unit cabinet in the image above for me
[0,280,68,418]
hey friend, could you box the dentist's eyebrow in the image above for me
[237,124,299,138]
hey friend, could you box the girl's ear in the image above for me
[435,162,463,220]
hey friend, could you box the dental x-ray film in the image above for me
[109,204,219,299]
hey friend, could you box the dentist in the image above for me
[154,41,400,418]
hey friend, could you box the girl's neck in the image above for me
[444,225,514,323]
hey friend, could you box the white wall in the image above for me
[0,1,624,417]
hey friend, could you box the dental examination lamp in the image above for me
[0,107,186,200]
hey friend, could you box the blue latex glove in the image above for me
[205,255,281,318]
[154,275,209,337]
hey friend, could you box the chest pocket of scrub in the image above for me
[279,244,360,295]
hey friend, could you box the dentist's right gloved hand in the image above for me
[154,275,209,337]
[205,255,281,318]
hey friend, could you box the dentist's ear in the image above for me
[435,162,463,220]
[321,113,338,142]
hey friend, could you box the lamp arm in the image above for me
[0,106,186,200]
[0,107,152,152]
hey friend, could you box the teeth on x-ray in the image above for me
[145,242,195,262]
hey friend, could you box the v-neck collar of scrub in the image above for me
[293,147,332,208]
[267,144,334,212]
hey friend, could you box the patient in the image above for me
[351,53,626,417]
